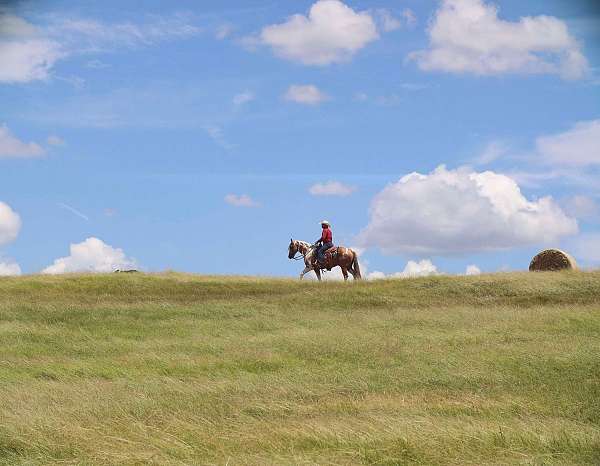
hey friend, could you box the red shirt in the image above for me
[321,228,332,243]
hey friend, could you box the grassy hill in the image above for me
[1,271,599,465]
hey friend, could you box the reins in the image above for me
[291,243,316,260]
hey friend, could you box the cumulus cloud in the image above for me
[0,202,21,246]
[0,259,21,276]
[375,10,402,32]
[224,194,259,207]
[309,181,356,196]
[0,39,63,83]
[465,264,481,275]
[366,271,386,280]
[397,259,439,277]
[374,8,416,32]
[536,120,600,167]
[42,237,137,274]
[258,0,378,65]
[0,124,45,158]
[284,84,328,105]
[367,259,439,280]
[0,13,63,83]
[358,165,577,255]
[410,0,588,79]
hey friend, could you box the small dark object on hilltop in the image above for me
[529,249,577,271]
[114,269,139,273]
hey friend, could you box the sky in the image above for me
[0,0,599,279]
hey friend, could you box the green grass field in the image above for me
[1,271,599,465]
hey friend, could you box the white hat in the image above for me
[320,220,330,226]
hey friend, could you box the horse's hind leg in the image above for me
[341,267,349,281]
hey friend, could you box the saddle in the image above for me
[317,247,338,271]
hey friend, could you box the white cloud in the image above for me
[49,14,201,50]
[410,0,588,79]
[85,59,110,69]
[0,12,200,83]
[375,93,401,106]
[233,91,255,106]
[374,8,416,32]
[216,24,233,40]
[42,237,137,274]
[258,0,378,66]
[0,13,62,83]
[465,264,481,275]
[399,82,429,91]
[224,194,259,208]
[0,259,21,276]
[309,181,356,196]
[0,124,45,158]
[401,9,417,27]
[536,120,600,166]
[0,201,21,246]
[366,271,387,280]
[0,39,64,83]
[284,84,328,105]
[474,140,509,165]
[367,259,439,280]
[203,125,234,150]
[396,259,439,277]
[47,135,65,146]
[477,121,600,190]
[358,165,577,255]
[0,13,38,36]
[376,10,402,32]
[0,14,63,83]
[368,261,484,279]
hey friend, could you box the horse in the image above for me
[288,239,362,281]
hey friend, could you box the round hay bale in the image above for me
[529,249,577,271]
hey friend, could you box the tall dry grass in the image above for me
[1,271,599,465]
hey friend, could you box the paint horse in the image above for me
[288,239,362,281]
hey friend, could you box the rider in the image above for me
[315,220,333,265]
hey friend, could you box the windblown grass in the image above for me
[1,271,599,465]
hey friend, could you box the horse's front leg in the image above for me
[299,265,312,280]
[314,268,322,281]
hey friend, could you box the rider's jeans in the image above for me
[318,242,333,261]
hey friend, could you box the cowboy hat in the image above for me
[320,220,330,226]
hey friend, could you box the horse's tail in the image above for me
[352,251,362,279]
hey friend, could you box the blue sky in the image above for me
[0,0,599,278]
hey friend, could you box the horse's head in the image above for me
[288,238,298,259]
